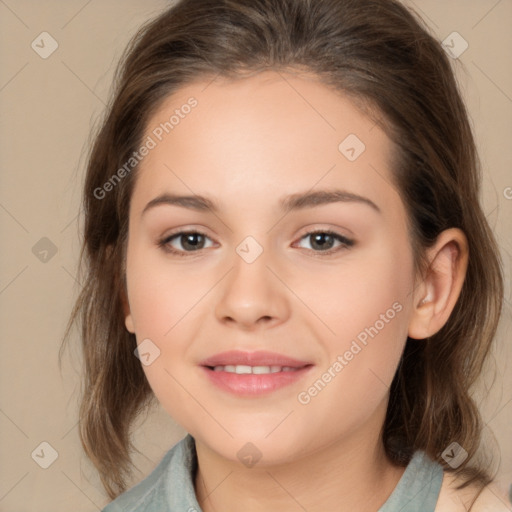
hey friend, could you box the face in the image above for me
[123,70,418,465]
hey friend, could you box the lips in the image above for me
[200,350,312,368]
[199,350,314,396]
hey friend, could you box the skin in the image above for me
[122,69,473,512]
[437,473,512,511]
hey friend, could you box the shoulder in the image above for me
[101,449,174,512]
[435,472,512,512]
[101,434,197,512]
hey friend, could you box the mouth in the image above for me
[199,350,314,396]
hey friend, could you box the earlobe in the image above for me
[125,313,135,334]
[408,228,469,340]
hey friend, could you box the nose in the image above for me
[214,247,290,331]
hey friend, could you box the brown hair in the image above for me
[61,0,504,503]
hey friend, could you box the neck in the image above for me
[194,404,405,512]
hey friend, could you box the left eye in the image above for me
[294,230,354,253]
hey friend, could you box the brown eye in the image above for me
[159,230,214,256]
[296,230,354,254]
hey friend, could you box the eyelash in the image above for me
[157,229,354,258]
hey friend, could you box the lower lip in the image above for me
[201,365,313,396]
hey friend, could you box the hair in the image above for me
[61,0,504,504]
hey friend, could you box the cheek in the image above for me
[299,235,413,348]
[308,238,413,396]
[125,245,217,425]
[290,258,412,446]
[126,244,208,339]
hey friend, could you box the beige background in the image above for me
[0,0,511,510]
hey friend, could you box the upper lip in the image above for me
[200,350,312,368]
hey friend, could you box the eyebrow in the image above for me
[141,189,381,217]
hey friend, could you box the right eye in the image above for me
[158,230,216,256]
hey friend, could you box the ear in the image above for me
[108,242,135,334]
[118,249,135,334]
[408,228,469,340]
[121,284,135,334]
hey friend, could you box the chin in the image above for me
[193,423,313,467]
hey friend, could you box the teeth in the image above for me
[212,365,299,374]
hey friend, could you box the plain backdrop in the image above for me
[0,0,511,510]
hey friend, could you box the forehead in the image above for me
[131,70,399,218]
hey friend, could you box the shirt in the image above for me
[102,434,444,511]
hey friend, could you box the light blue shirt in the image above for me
[102,434,443,511]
